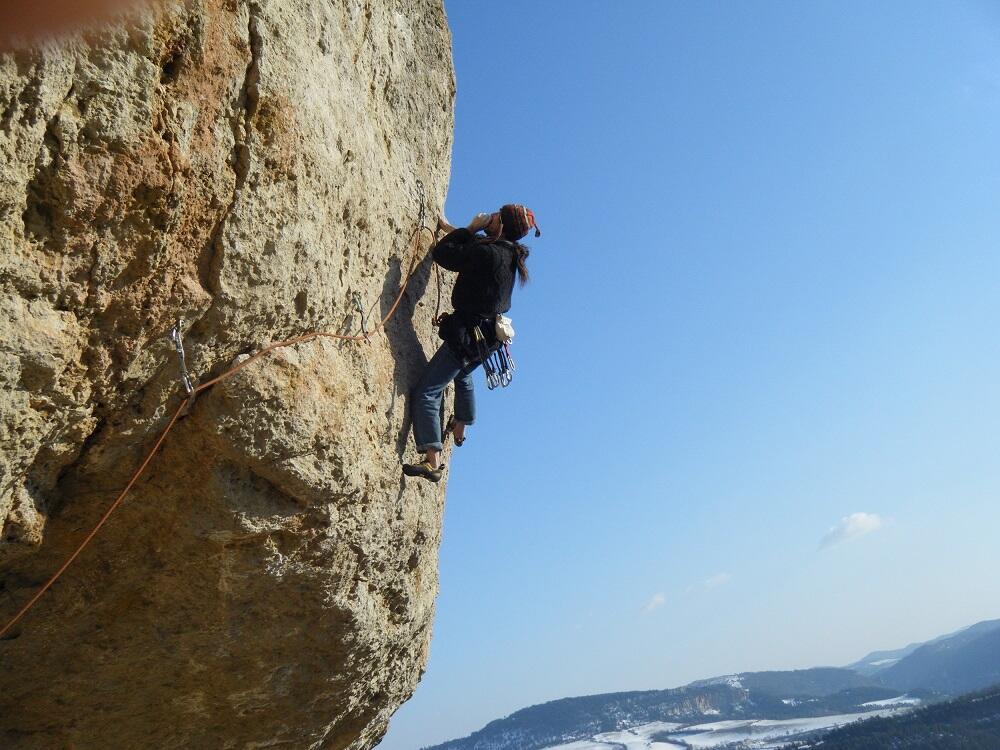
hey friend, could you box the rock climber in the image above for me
[402,204,541,482]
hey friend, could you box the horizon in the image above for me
[380,1,1000,748]
[411,612,1000,717]
[395,613,1000,747]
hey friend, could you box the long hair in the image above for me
[512,242,530,287]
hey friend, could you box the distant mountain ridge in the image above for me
[847,619,1000,677]
[421,680,914,750]
[421,618,1000,750]
[422,684,753,750]
[878,621,1000,694]
[690,667,875,697]
[780,683,1000,749]
[846,643,928,676]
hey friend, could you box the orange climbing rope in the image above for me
[0,193,438,642]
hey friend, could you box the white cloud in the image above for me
[703,572,732,589]
[687,572,733,594]
[820,512,883,549]
[642,592,666,613]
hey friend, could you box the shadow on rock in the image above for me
[380,249,437,458]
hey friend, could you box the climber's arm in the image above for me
[433,213,496,271]
[432,229,476,271]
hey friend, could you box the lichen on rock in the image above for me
[0,1,455,747]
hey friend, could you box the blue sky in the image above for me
[380,2,1000,748]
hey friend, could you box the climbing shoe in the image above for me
[402,459,444,483]
[445,416,466,447]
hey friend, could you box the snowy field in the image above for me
[861,694,921,708]
[541,702,917,750]
[542,722,687,750]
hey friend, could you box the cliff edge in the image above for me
[0,1,455,747]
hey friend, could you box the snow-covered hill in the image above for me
[540,708,914,750]
[423,618,1000,750]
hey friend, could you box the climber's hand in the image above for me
[467,212,494,233]
[438,215,456,233]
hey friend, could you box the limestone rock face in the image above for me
[0,2,454,747]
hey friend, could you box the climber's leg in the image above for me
[451,363,478,445]
[405,346,460,482]
[410,344,464,463]
[425,446,441,469]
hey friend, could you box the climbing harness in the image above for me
[0,181,434,642]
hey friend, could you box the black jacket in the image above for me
[432,228,517,360]
[433,228,517,317]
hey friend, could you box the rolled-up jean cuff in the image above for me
[416,442,443,453]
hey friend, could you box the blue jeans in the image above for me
[412,344,478,452]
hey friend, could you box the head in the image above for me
[485,203,540,287]
[497,204,541,242]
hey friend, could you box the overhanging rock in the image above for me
[0,1,455,747]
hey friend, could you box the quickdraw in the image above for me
[472,325,515,390]
[352,292,371,342]
[169,319,195,396]
[484,342,515,390]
